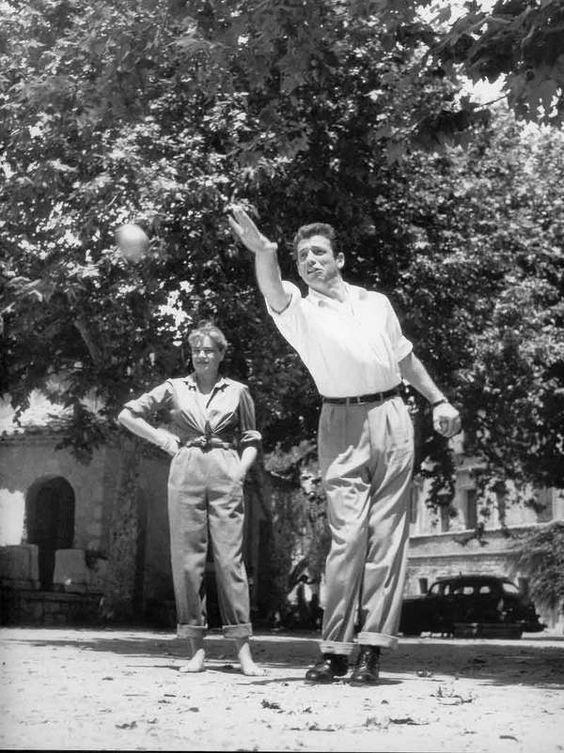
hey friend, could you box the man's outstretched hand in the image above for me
[228,206,278,255]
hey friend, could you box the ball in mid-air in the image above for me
[115,223,150,262]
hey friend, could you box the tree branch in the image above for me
[74,316,104,365]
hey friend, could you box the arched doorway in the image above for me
[25,477,75,589]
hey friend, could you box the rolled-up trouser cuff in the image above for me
[320,640,356,656]
[357,631,399,649]
[223,622,252,639]
[177,624,207,640]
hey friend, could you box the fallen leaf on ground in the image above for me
[390,717,429,726]
[364,716,386,728]
[431,686,475,705]
[261,699,281,710]
[308,722,338,732]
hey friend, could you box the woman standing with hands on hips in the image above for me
[117,321,265,676]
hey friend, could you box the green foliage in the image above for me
[1,0,562,503]
[265,440,331,585]
[431,0,564,127]
[514,520,564,614]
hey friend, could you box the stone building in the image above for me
[404,434,564,630]
[1,395,561,631]
[0,393,270,627]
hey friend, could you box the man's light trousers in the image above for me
[317,396,414,654]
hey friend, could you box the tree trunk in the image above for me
[101,436,142,622]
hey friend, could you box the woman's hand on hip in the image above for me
[158,432,181,456]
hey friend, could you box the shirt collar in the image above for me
[184,374,229,392]
[306,281,366,307]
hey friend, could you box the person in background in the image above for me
[117,320,265,676]
[228,206,461,685]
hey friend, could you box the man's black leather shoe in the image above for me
[350,646,380,685]
[305,653,349,683]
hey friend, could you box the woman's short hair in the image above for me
[187,320,228,354]
[292,223,337,258]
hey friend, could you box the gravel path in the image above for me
[1,627,563,752]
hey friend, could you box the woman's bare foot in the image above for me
[236,638,267,676]
[178,640,206,673]
[240,658,267,676]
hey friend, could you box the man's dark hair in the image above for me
[292,223,337,258]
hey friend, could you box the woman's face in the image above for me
[190,335,224,379]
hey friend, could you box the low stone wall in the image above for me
[0,587,103,626]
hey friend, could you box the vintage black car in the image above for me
[399,574,545,639]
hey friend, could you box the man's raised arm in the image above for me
[228,206,291,313]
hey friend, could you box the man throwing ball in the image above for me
[229,206,461,685]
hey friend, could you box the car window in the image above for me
[502,582,520,595]
[478,585,492,594]
[429,583,441,596]
[449,584,474,595]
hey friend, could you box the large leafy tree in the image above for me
[386,113,564,499]
[0,0,474,445]
[2,0,563,619]
[1,0,562,486]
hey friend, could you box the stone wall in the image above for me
[0,588,102,626]
[0,435,109,552]
[135,454,173,611]
[0,435,271,627]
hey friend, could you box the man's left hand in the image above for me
[433,402,461,438]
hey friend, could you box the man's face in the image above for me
[295,234,344,289]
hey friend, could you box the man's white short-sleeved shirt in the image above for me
[266,281,412,397]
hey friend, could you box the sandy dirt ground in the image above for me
[0,626,563,752]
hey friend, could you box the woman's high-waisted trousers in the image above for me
[167,446,252,640]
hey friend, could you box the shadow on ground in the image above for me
[2,627,563,690]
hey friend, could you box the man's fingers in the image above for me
[231,205,260,234]
[231,205,249,225]
[433,415,461,438]
[227,215,242,235]
[432,402,462,439]
[228,215,250,245]
[238,212,259,236]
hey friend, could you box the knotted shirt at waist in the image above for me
[182,434,236,451]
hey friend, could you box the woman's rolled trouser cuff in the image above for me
[223,623,253,639]
[319,640,356,656]
[177,624,207,639]
[357,631,399,649]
